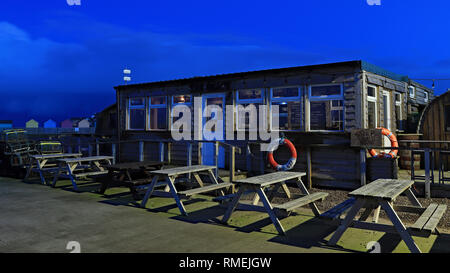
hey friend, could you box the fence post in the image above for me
[68,145,73,154]
[112,143,116,164]
[167,142,172,164]
[77,138,81,154]
[96,139,100,156]
[187,142,192,180]
[425,148,431,199]
[246,144,252,174]
[139,141,144,162]
[259,148,264,175]
[88,144,93,157]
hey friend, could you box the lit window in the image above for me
[127,97,145,130]
[171,95,192,125]
[236,89,264,130]
[367,85,377,129]
[309,84,344,131]
[149,96,167,130]
[270,87,301,130]
[424,92,429,103]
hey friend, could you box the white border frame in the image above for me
[367,84,378,129]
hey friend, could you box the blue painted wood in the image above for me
[201,93,225,168]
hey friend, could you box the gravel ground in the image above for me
[270,186,450,229]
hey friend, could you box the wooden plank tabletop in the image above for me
[150,165,216,176]
[31,153,81,160]
[57,156,114,163]
[234,171,306,187]
[349,179,414,201]
[106,161,166,171]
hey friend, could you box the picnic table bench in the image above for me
[140,165,232,216]
[98,160,167,199]
[327,179,447,253]
[221,171,328,235]
[51,156,113,191]
[23,153,82,185]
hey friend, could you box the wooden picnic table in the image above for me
[140,165,232,216]
[51,156,113,191]
[221,171,328,235]
[327,179,447,253]
[23,153,82,185]
[98,160,167,199]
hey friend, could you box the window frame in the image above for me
[409,86,415,99]
[148,96,168,131]
[394,91,402,130]
[235,88,265,131]
[308,83,345,132]
[269,86,302,131]
[127,97,146,131]
[424,91,429,103]
[367,84,378,129]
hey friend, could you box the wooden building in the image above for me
[43,119,57,128]
[418,90,450,168]
[0,120,13,131]
[95,104,117,137]
[61,119,74,128]
[113,60,433,189]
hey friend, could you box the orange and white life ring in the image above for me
[267,138,297,171]
[369,127,399,158]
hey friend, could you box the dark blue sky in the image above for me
[1,0,450,126]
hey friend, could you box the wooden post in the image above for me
[88,144,93,157]
[259,146,264,175]
[229,146,236,183]
[246,144,252,174]
[215,141,219,179]
[68,145,73,154]
[306,147,312,189]
[112,143,116,164]
[187,142,192,166]
[360,149,366,186]
[77,138,81,154]
[425,148,431,199]
[167,142,172,164]
[198,142,203,165]
[139,141,144,162]
[159,142,164,162]
[96,139,100,156]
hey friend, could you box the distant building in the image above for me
[43,119,57,128]
[25,119,39,128]
[77,119,91,128]
[0,120,13,130]
[61,119,74,128]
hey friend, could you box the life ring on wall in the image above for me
[369,127,399,158]
[267,138,297,171]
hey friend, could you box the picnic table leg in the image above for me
[51,164,62,188]
[372,206,381,223]
[328,198,365,246]
[280,182,291,199]
[295,177,321,216]
[66,163,79,191]
[221,187,246,224]
[405,188,422,207]
[207,169,225,196]
[256,187,286,236]
[23,162,33,182]
[36,160,46,185]
[379,200,421,253]
[165,176,188,216]
[141,175,159,208]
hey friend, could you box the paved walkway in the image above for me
[0,177,448,253]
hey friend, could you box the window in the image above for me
[270,87,301,130]
[367,85,377,129]
[149,96,167,130]
[236,89,264,130]
[127,97,145,130]
[171,95,192,128]
[395,92,403,130]
[309,84,344,131]
[424,91,429,103]
[409,86,415,98]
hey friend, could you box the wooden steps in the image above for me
[320,197,356,220]
[273,192,328,212]
[410,203,447,233]
[178,182,232,197]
